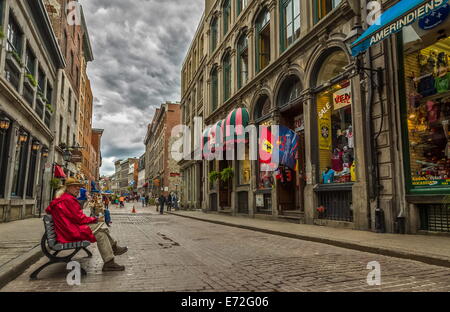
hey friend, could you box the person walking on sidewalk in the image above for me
[77,186,88,209]
[140,194,146,207]
[46,178,128,272]
[119,196,125,208]
[158,194,166,214]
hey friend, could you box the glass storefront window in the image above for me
[238,145,250,185]
[315,50,353,184]
[402,23,450,189]
[317,80,354,184]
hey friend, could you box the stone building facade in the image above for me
[144,102,182,198]
[179,0,419,232]
[0,0,64,221]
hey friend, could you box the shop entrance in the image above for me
[276,75,305,217]
[219,159,232,210]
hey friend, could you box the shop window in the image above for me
[210,17,218,53]
[281,0,300,51]
[315,51,352,185]
[314,0,341,23]
[11,132,29,197]
[211,66,218,111]
[26,148,38,198]
[256,9,271,73]
[237,145,250,185]
[0,123,11,198]
[237,33,248,89]
[402,25,450,191]
[223,52,231,102]
[223,0,231,36]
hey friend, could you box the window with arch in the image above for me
[256,9,271,73]
[237,0,248,16]
[277,75,301,107]
[223,52,232,102]
[210,17,218,53]
[314,50,353,185]
[237,33,248,90]
[211,66,218,112]
[280,0,300,51]
[315,0,342,23]
[223,0,231,36]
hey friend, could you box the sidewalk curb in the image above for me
[0,245,43,290]
[169,212,450,269]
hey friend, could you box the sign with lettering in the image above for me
[333,86,352,110]
[256,194,264,207]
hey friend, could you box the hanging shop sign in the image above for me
[333,86,352,110]
[351,0,448,56]
[318,102,332,150]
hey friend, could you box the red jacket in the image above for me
[45,192,98,243]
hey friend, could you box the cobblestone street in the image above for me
[2,204,450,292]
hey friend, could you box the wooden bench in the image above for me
[30,215,93,280]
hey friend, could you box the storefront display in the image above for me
[403,22,450,189]
[317,79,354,184]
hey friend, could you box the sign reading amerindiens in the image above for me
[352,0,448,56]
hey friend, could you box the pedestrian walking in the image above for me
[145,195,149,207]
[104,195,110,210]
[119,196,125,208]
[158,194,165,214]
[140,194,146,207]
[77,186,88,209]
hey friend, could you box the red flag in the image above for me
[259,126,274,164]
[54,165,66,178]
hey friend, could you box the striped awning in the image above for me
[222,107,250,147]
[202,120,224,157]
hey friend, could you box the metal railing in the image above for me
[317,188,353,222]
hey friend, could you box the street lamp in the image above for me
[41,147,49,158]
[0,115,11,132]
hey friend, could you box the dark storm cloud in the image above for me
[80,0,204,175]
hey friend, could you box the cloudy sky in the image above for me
[80,0,204,176]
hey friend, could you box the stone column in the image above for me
[269,0,279,61]
[230,48,237,97]
[351,73,370,231]
[4,122,20,221]
[302,92,316,225]
[247,28,255,81]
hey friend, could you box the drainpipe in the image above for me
[359,0,384,232]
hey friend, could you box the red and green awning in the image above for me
[222,107,250,147]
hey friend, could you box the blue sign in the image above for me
[419,3,450,30]
[352,0,448,56]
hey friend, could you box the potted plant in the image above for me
[45,103,54,114]
[220,167,234,182]
[50,178,61,190]
[25,73,38,87]
[208,171,220,183]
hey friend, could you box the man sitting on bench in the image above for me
[46,178,128,272]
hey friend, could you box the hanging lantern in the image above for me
[32,140,41,151]
[18,130,28,143]
[41,147,49,158]
[0,115,11,131]
[63,149,72,162]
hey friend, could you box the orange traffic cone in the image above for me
[132,206,136,213]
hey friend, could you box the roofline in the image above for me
[28,0,66,69]
[80,6,94,62]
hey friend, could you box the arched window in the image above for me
[237,0,248,16]
[254,95,271,121]
[223,0,231,36]
[211,67,218,111]
[256,9,271,73]
[277,75,301,107]
[237,34,248,89]
[280,0,300,51]
[210,17,218,53]
[223,52,232,102]
[315,0,342,23]
[313,49,352,185]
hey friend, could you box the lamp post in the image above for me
[38,147,49,218]
[0,115,11,188]
[62,149,72,176]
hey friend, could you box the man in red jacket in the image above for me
[46,178,128,272]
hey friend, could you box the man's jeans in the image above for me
[88,223,117,263]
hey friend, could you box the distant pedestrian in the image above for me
[119,196,125,208]
[145,195,149,207]
[158,194,166,214]
[140,194,146,207]
[104,196,110,210]
[77,186,88,209]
